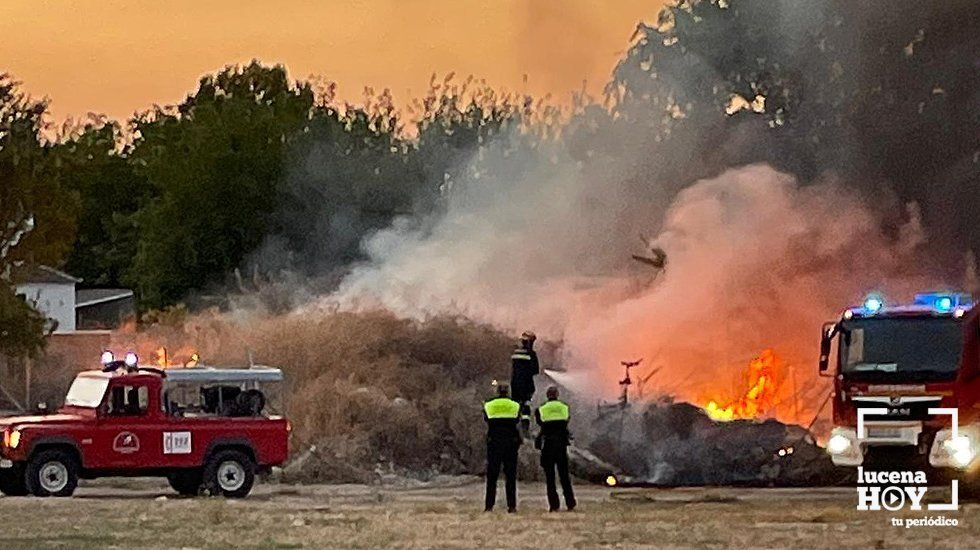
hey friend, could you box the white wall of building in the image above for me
[15,282,76,332]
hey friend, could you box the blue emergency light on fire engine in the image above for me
[913,292,974,312]
[849,292,974,318]
[862,294,884,313]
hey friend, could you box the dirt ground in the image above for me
[0,479,977,549]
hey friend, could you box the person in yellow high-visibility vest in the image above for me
[483,383,521,513]
[535,386,576,511]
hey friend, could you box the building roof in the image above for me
[76,288,134,308]
[15,265,82,284]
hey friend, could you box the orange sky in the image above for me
[0,0,662,123]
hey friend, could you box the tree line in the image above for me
[2,0,977,359]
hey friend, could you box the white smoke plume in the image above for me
[326,145,940,423]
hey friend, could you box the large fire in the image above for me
[703,349,782,422]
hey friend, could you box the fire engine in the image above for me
[0,352,289,498]
[819,292,979,482]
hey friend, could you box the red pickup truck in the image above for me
[0,354,289,498]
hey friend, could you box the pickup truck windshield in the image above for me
[840,316,963,382]
[64,377,109,407]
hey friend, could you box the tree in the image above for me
[269,76,545,279]
[0,74,77,358]
[0,75,78,269]
[0,284,47,360]
[59,119,150,287]
[603,0,980,258]
[268,89,419,277]
[127,62,315,309]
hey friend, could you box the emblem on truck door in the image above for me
[112,431,140,454]
[163,431,192,454]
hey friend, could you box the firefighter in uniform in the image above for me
[510,331,539,431]
[483,383,521,513]
[535,386,576,512]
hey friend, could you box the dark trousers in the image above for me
[511,388,534,407]
[485,443,518,510]
[541,443,576,511]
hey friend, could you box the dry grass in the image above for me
[0,483,977,549]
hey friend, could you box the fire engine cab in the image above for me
[0,352,289,498]
[819,292,980,480]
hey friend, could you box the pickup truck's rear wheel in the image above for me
[167,469,202,496]
[0,465,28,496]
[203,450,255,498]
[25,450,78,497]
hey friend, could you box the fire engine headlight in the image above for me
[124,351,138,367]
[943,435,974,468]
[952,449,974,468]
[931,427,980,470]
[827,433,852,454]
[101,350,115,365]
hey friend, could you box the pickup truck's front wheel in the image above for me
[203,450,255,498]
[25,450,78,497]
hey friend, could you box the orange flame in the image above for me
[153,346,199,368]
[704,349,782,422]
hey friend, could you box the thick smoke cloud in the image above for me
[326,137,944,424]
[306,1,980,426]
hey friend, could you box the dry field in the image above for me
[0,480,977,549]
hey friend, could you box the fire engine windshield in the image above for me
[64,376,110,408]
[839,317,963,382]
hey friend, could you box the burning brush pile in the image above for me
[586,401,844,486]
[583,350,844,486]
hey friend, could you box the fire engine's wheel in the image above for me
[203,450,255,498]
[167,469,203,496]
[25,450,78,497]
[0,465,28,496]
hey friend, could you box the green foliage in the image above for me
[609,0,980,249]
[128,62,314,308]
[0,284,47,359]
[270,92,416,274]
[0,75,79,269]
[272,75,557,277]
[0,74,77,358]
[58,120,149,287]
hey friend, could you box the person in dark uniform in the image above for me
[483,383,521,513]
[535,386,576,512]
[510,331,539,430]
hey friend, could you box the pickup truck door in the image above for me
[93,382,167,469]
